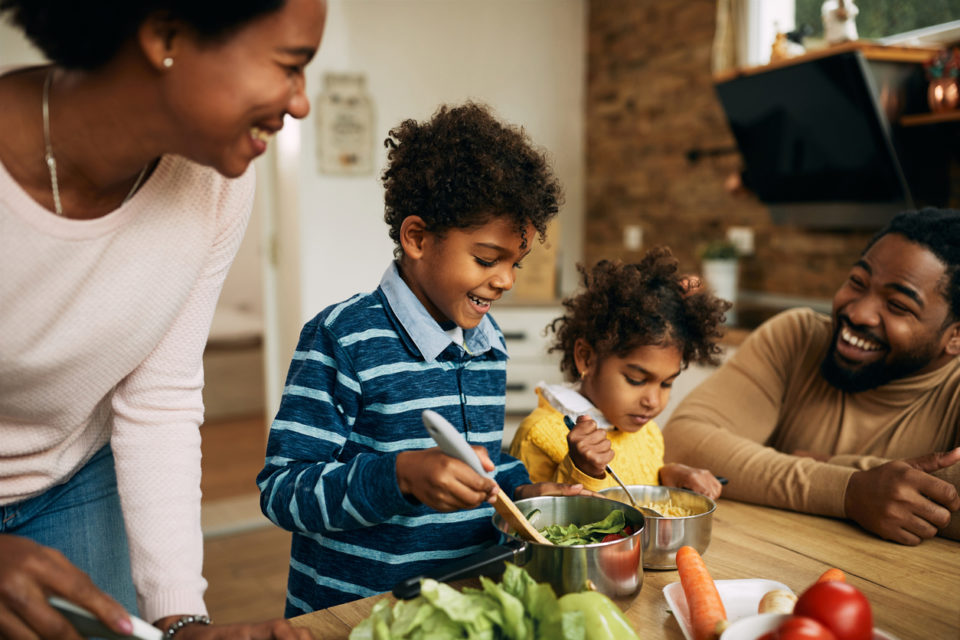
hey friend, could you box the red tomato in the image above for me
[794,581,873,640]
[601,533,622,543]
[773,616,838,640]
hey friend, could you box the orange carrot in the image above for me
[815,567,846,584]
[676,545,727,640]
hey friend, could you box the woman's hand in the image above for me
[158,618,313,639]
[0,534,133,640]
[396,447,497,511]
[566,415,613,479]
[659,463,723,500]
[514,482,597,500]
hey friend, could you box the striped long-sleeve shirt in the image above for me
[257,263,530,614]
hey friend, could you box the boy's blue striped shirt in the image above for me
[257,263,530,614]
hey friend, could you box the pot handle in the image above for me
[391,538,526,599]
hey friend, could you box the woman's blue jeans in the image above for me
[0,444,138,615]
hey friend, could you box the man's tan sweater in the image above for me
[664,308,960,539]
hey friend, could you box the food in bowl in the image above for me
[534,508,635,545]
[632,500,701,517]
[599,485,715,569]
[493,496,646,597]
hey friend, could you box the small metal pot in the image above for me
[599,485,715,570]
[392,495,646,599]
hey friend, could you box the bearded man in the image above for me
[664,208,960,544]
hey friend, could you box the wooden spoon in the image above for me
[422,410,551,545]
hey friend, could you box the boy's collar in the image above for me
[379,262,506,361]
[538,382,614,430]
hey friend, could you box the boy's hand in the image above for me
[659,462,722,500]
[567,415,613,479]
[514,482,598,499]
[396,447,497,512]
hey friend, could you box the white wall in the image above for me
[295,0,586,320]
[0,16,45,65]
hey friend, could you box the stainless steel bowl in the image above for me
[492,495,646,597]
[598,485,715,570]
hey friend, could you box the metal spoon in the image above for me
[563,415,662,517]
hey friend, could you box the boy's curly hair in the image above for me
[549,248,731,381]
[382,102,563,258]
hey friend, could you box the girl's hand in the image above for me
[514,482,598,500]
[164,619,313,639]
[396,447,497,511]
[659,463,722,500]
[567,416,614,479]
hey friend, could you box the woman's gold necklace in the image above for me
[42,70,148,217]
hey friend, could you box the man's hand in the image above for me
[396,446,497,511]
[844,448,960,545]
[566,416,613,479]
[0,534,133,640]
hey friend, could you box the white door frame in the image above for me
[258,122,304,425]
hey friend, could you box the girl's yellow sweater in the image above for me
[509,388,664,491]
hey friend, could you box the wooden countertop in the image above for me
[289,499,960,639]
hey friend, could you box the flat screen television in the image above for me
[714,51,917,228]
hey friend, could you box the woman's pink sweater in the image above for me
[0,153,254,621]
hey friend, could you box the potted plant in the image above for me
[699,240,740,325]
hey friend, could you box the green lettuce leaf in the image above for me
[539,510,627,545]
[348,563,612,640]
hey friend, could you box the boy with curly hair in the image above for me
[510,248,730,499]
[258,102,582,613]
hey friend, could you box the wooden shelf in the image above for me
[900,110,960,126]
[714,41,939,83]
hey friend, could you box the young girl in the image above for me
[509,247,729,499]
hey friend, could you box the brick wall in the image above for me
[584,0,878,300]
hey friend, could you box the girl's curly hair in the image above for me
[549,248,731,381]
[382,102,563,258]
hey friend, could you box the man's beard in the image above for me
[820,325,938,393]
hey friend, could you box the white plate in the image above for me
[663,579,793,640]
[719,614,900,640]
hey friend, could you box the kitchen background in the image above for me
[3,0,959,621]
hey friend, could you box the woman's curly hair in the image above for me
[382,102,563,258]
[0,0,285,70]
[549,248,731,381]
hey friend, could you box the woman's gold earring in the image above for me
[162,57,174,69]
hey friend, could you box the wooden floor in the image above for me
[200,414,293,623]
[203,524,292,623]
[200,414,267,502]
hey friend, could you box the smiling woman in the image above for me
[0,0,325,638]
